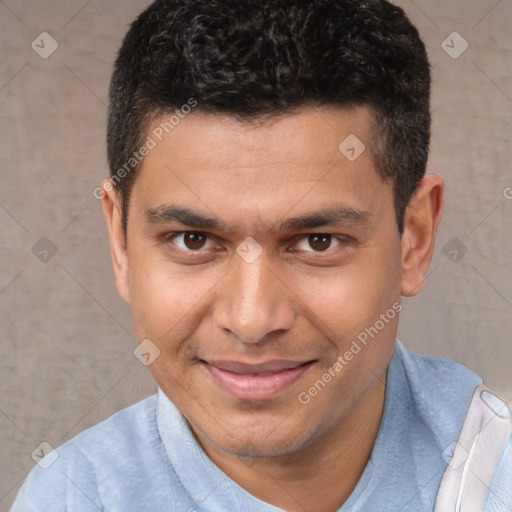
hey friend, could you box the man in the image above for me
[10,0,511,511]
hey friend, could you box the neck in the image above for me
[194,377,387,512]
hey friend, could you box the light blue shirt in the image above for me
[10,340,512,511]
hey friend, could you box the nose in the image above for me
[212,254,296,344]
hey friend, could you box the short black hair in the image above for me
[107,0,431,234]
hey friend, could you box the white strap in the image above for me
[434,385,511,512]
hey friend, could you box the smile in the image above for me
[201,360,315,400]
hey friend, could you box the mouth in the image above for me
[200,359,316,400]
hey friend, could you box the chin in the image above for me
[193,413,326,461]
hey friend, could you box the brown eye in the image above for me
[163,231,219,257]
[183,232,208,250]
[308,234,332,252]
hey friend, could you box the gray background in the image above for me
[0,0,511,508]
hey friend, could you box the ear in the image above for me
[101,181,131,304]
[400,174,444,297]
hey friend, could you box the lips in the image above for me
[201,359,315,400]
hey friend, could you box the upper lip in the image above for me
[202,359,314,375]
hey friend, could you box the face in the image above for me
[105,106,424,459]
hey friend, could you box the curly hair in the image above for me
[107,0,431,234]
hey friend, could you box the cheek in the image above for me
[294,250,401,341]
[126,251,218,344]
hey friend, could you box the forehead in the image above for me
[130,105,392,233]
[144,105,375,171]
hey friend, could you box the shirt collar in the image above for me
[156,388,284,511]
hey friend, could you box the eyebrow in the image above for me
[144,203,369,232]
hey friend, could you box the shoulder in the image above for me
[395,341,482,414]
[387,340,484,463]
[485,437,512,511]
[391,341,512,510]
[69,392,161,464]
[394,340,483,394]
[10,394,163,511]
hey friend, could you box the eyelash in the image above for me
[161,231,349,257]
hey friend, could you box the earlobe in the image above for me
[400,174,444,297]
[101,181,131,304]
